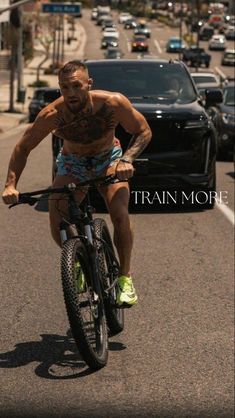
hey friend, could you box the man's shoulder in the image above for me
[91,90,128,107]
[37,96,64,120]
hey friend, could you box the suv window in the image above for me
[192,75,218,84]
[88,62,197,104]
[33,90,45,100]
[223,87,235,105]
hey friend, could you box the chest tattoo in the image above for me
[54,103,115,144]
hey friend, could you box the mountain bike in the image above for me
[9,175,125,370]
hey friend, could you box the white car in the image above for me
[118,12,132,24]
[102,27,119,39]
[191,72,221,97]
[209,34,226,50]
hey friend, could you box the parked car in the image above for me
[191,72,221,98]
[199,25,214,40]
[77,59,222,208]
[104,47,124,59]
[209,81,235,158]
[101,36,118,49]
[182,47,211,68]
[208,34,226,50]
[221,49,235,66]
[131,35,149,52]
[28,87,61,122]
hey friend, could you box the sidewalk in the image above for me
[0,19,86,134]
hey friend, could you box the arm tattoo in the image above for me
[122,130,151,163]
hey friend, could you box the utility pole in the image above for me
[17,6,23,100]
[1,0,36,112]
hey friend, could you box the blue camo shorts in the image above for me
[56,145,123,182]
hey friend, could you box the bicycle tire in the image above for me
[61,238,108,369]
[94,219,124,335]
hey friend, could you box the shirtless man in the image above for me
[2,60,152,306]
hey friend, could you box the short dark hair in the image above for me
[58,60,88,79]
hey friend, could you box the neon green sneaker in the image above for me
[117,275,138,307]
[74,261,86,294]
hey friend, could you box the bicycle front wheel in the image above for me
[61,238,108,370]
[94,219,124,336]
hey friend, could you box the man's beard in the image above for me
[67,95,88,114]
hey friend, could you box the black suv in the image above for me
[28,87,61,122]
[84,59,222,207]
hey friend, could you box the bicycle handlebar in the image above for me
[9,174,127,209]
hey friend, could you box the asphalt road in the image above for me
[0,10,234,418]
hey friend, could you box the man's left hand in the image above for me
[115,160,135,181]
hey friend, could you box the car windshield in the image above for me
[33,90,45,100]
[88,62,197,104]
[223,87,235,105]
[192,75,217,84]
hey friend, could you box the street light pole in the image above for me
[17,6,23,98]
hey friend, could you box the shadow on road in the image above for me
[0,332,124,380]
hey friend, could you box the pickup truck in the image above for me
[182,47,211,68]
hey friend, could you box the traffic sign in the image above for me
[42,3,81,14]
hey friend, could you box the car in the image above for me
[137,53,160,60]
[134,21,151,38]
[101,36,118,49]
[208,14,224,29]
[101,19,114,30]
[118,12,132,24]
[102,27,119,39]
[82,59,223,208]
[28,87,61,122]
[90,8,98,20]
[224,25,235,40]
[97,14,112,26]
[182,46,211,68]
[124,18,138,29]
[221,49,235,66]
[191,72,221,98]
[209,81,235,158]
[104,47,124,59]
[166,37,186,52]
[199,25,214,40]
[208,34,226,50]
[131,36,149,52]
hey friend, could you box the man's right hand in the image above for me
[2,186,19,205]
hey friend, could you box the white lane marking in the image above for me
[216,202,235,226]
[154,39,162,54]
[122,30,131,52]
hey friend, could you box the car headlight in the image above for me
[222,113,235,124]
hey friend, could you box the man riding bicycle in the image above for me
[2,60,152,307]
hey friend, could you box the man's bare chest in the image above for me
[54,103,116,144]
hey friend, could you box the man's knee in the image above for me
[110,208,130,227]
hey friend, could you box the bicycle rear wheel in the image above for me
[94,219,124,336]
[61,238,108,369]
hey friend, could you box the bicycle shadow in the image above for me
[0,332,125,380]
